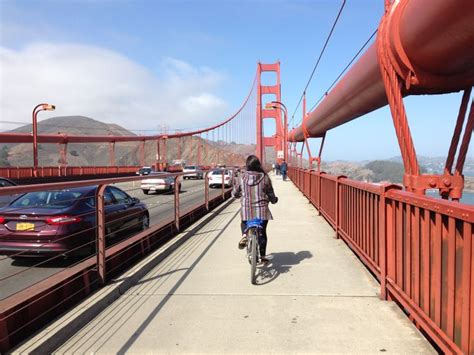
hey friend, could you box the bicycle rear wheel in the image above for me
[250,230,258,284]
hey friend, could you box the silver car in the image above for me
[183,166,203,179]
[141,173,181,194]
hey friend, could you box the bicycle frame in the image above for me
[246,226,261,284]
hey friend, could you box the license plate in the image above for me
[16,222,35,231]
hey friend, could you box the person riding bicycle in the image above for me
[232,155,278,263]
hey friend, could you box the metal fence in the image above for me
[288,166,474,354]
[0,166,139,180]
[0,170,235,352]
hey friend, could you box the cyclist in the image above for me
[232,155,278,263]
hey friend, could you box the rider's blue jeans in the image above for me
[241,220,268,256]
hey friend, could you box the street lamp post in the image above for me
[265,101,288,162]
[32,103,55,177]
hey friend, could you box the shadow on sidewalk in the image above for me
[258,250,312,285]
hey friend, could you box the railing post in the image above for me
[231,168,236,189]
[174,176,180,232]
[461,221,472,354]
[221,170,225,200]
[335,175,346,239]
[303,169,306,195]
[317,172,324,215]
[379,183,401,300]
[308,169,313,203]
[96,184,107,285]
[0,316,9,353]
[205,171,210,211]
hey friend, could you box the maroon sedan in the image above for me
[0,185,149,258]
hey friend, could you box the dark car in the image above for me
[0,185,149,258]
[136,167,153,176]
[0,177,18,207]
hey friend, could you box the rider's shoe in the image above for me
[260,256,269,264]
[238,235,247,249]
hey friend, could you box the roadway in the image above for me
[0,178,229,301]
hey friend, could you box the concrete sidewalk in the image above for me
[53,175,434,354]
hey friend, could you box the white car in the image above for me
[208,169,232,188]
[141,173,181,194]
[183,165,203,179]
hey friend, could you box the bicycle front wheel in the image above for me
[250,231,258,284]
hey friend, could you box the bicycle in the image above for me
[244,218,264,284]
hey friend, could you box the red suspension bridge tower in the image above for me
[256,62,285,164]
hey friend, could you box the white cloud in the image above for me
[0,42,229,132]
[181,93,226,113]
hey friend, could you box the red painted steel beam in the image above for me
[289,0,474,142]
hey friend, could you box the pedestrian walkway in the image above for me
[52,176,434,353]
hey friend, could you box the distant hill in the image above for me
[320,161,373,181]
[364,160,405,183]
[388,155,474,177]
[321,158,474,191]
[0,116,255,167]
[7,116,132,136]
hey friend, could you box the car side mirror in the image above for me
[131,197,139,204]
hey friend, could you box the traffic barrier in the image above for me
[0,166,139,181]
[0,170,235,352]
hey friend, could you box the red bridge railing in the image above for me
[288,167,474,354]
[0,166,139,180]
[0,171,235,352]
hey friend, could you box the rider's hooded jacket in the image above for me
[232,170,277,221]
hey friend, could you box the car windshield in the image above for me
[211,169,229,175]
[185,166,196,170]
[10,190,84,209]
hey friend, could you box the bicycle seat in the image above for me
[245,218,264,231]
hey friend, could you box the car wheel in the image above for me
[143,190,149,195]
[9,255,27,261]
[140,214,150,230]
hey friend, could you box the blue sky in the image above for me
[1,0,471,161]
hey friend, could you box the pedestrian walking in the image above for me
[280,160,288,181]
